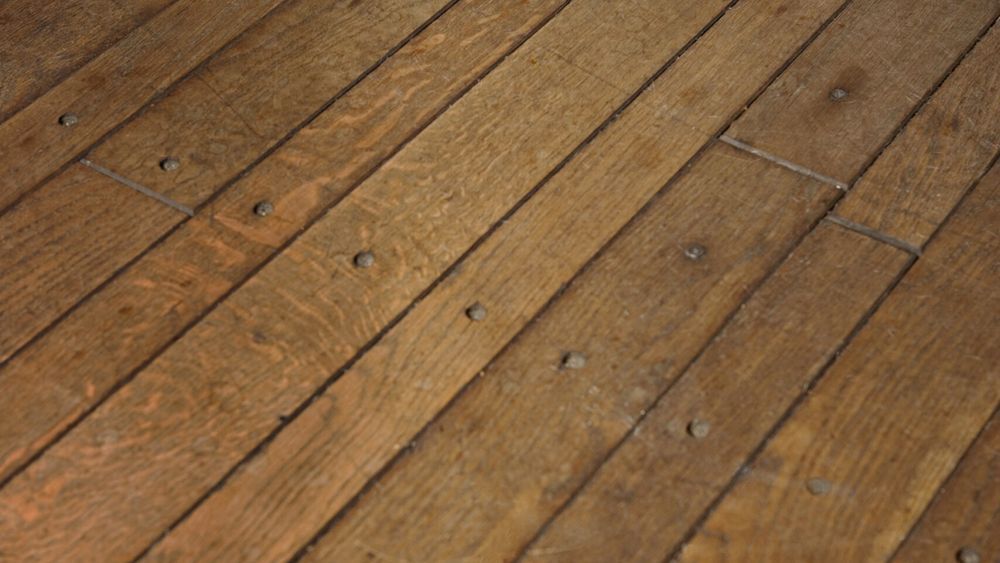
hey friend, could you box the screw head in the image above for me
[829,87,849,101]
[687,419,711,439]
[466,302,487,321]
[684,244,707,260]
[160,157,181,172]
[253,200,275,217]
[561,351,587,370]
[957,547,981,563]
[58,113,79,127]
[353,251,375,269]
[806,477,832,496]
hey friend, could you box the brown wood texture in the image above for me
[0,0,287,210]
[893,412,1000,563]
[0,0,173,122]
[522,222,911,562]
[0,0,566,490]
[0,1,732,559]
[724,0,998,184]
[301,144,839,562]
[834,23,1000,250]
[679,162,1000,562]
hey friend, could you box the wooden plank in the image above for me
[0,0,449,364]
[0,0,287,211]
[87,0,451,209]
[679,163,1000,562]
[724,0,998,184]
[0,0,173,122]
[521,222,910,561]
[893,413,1000,563]
[0,0,566,488]
[0,1,731,559]
[0,166,183,358]
[297,144,839,562]
[834,24,1000,250]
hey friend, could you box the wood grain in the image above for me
[0,0,566,491]
[0,0,287,210]
[893,412,1000,563]
[725,0,998,184]
[523,222,910,562]
[0,166,183,361]
[87,0,449,209]
[0,1,729,559]
[0,0,173,122]
[834,23,1000,249]
[301,144,838,562]
[679,162,1000,562]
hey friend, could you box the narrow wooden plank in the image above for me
[0,0,449,364]
[679,163,1000,562]
[725,0,998,184]
[0,0,287,210]
[0,166,183,358]
[0,0,173,122]
[87,0,450,209]
[522,222,910,561]
[893,413,1000,563]
[0,1,730,559]
[298,144,839,562]
[834,23,1000,250]
[0,0,566,489]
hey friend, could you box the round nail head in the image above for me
[59,113,79,127]
[957,547,981,563]
[685,244,707,260]
[253,201,274,217]
[687,419,711,439]
[561,351,587,370]
[466,302,487,321]
[806,477,832,496]
[160,157,181,172]
[829,87,849,101]
[353,251,375,269]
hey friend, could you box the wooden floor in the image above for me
[0,0,997,561]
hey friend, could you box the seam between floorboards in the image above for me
[718,134,850,190]
[79,158,195,216]
[823,214,921,255]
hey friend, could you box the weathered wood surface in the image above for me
[0,0,731,559]
[679,162,1000,562]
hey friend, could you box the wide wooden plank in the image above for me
[893,412,1000,563]
[679,163,1000,561]
[0,0,287,210]
[834,23,1000,250]
[87,0,450,209]
[0,0,565,489]
[724,0,998,184]
[522,222,910,561]
[0,166,183,359]
[299,143,839,562]
[0,0,448,364]
[0,0,173,122]
[0,1,729,559]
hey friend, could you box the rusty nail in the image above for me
[957,547,981,563]
[466,302,487,321]
[160,157,181,172]
[353,251,375,269]
[58,113,79,127]
[829,87,849,101]
[561,351,587,370]
[806,477,832,496]
[684,244,706,260]
[687,419,711,439]
[253,201,274,217]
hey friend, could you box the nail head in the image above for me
[160,157,181,172]
[687,419,711,439]
[466,302,487,321]
[253,200,275,217]
[957,547,981,563]
[353,251,375,269]
[684,244,707,260]
[806,477,832,496]
[561,351,587,370]
[59,113,79,127]
[829,87,849,101]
